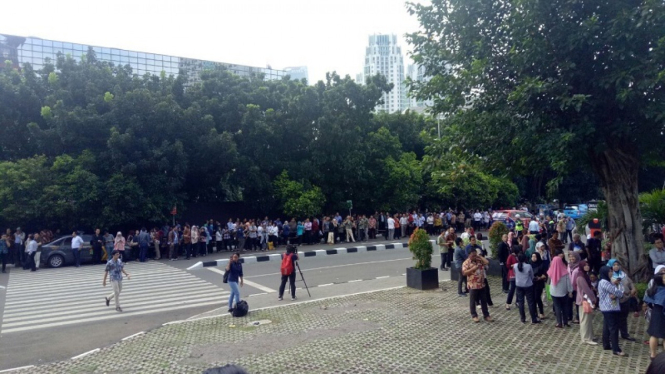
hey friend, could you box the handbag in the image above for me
[223,269,229,284]
[583,300,593,314]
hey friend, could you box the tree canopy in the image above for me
[0,51,443,231]
[407,0,665,278]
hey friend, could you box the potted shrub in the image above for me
[406,227,439,290]
[488,221,508,257]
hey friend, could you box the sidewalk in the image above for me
[13,278,652,374]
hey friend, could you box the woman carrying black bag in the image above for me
[225,252,243,313]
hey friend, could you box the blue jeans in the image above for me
[228,281,240,309]
[72,248,81,267]
[139,244,148,262]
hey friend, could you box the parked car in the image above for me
[40,235,133,268]
[492,210,534,226]
[563,205,584,219]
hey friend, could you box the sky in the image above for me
[2,0,426,83]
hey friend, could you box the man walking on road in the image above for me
[278,245,299,301]
[71,231,85,268]
[91,228,104,264]
[104,250,130,312]
[137,228,150,262]
[25,234,38,271]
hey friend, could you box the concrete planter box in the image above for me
[451,258,502,281]
[406,267,439,290]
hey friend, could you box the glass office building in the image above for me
[0,33,286,84]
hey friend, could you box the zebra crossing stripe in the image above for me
[1,262,227,334]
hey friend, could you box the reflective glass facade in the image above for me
[0,33,286,83]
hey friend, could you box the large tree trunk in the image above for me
[591,147,650,281]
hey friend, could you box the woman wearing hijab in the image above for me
[644,265,665,359]
[531,252,547,319]
[113,232,126,261]
[607,259,637,342]
[547,255,573,328]
[598,265,627,356]
[576,260,598,345]
[568,251,582,324]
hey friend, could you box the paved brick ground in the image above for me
[17,278,652,373]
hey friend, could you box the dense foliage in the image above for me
[0,52,447,230]
[408,227,433,269]
[640,189,665,234]
[488,221,509,255]
[407,0,665,279]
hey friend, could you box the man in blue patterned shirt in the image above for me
[103,250,130,312]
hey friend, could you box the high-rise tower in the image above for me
[360,34,407,113]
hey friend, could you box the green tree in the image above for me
[273,170,326,218]
[640,189,665,234]
[408,0,665,279]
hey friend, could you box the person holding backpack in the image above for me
[278,245,299,301]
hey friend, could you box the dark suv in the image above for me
[40,235,133,268]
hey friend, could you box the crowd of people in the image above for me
[443,211,665,361]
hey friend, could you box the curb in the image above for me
[187,241,438,270]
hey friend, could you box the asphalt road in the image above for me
[0,237,457,371]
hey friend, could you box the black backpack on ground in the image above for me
[232,300,248,317]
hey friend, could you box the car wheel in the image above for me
[49,254,64,268]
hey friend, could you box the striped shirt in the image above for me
[598,279,624,312]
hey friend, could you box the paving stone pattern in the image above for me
[19,278,652,373]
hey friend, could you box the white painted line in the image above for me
[207,267,277,293]
[249,293,268,297]
[0,365,35,373]
[121,331,145,341]
[186,286,404,322]
[375,276,390,279]
[187,261,203,270]
[3,291,229,320]
[163,320,184,326]
[348,279,363,283]
[71,348,100,360]
[245,257,411,279]
[318,283,334,287]
[240,256,258,264]
[1,299,224,333]
[402,273,406,276]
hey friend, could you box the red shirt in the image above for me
[506,254,518,279]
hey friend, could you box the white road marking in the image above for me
[122,331,145,341]
[0,366,35,373]
[375,276,390,279]
[249,293,268,297]
[71,348,100,360]
[2,262,225,334]
[244,257,412,279]
[186,286,404,322]
[318,283,334,287]
[348,279,363,283]
[207,267,277,293]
